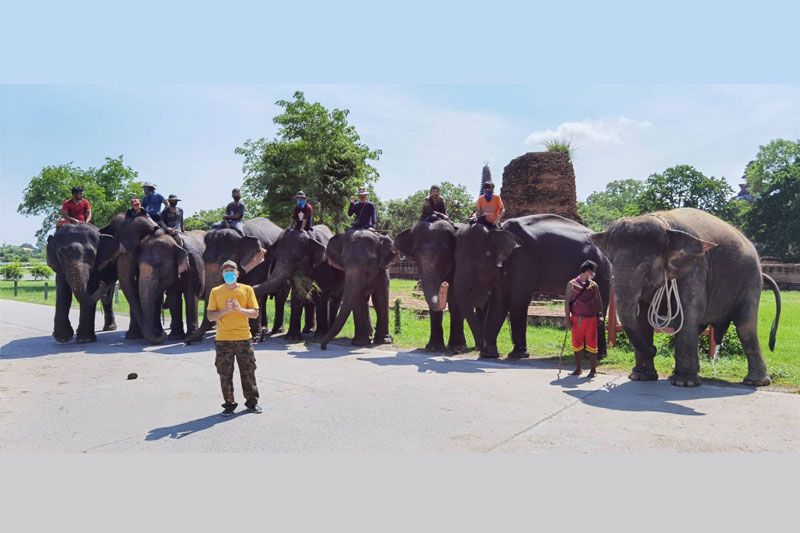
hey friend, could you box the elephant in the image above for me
[591,207,781,387]
[481,215,612,359]
[393,219,468,353]
[136,230,206,344]
[252,226,344,341]
[320,229,398,350]
[185,217,286,344]
[46,223,121,343]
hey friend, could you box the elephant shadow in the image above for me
[554,378,756,416]
[0,330,132,359]
[146,411,246,441]
[355,349,554,374]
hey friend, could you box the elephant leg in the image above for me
[734,301,770,386]
[670,324,702,387]
[53,273,75,343]
[426,310,446,351]
[269,290,286,335]
[285,292,304,341]
[76,300,98,343]
[167,288,186,340]
[506,290,531,359]
[623,310,658,381]
[117,255,143,340]
[100,284,117,331]
[313,294,329,337]
[352,296,372,346]
[184,289,200,335]
[446,296,468,354]
[483,279,508,359]
[371,271,391,345]
[302,298,315,333]
[463,305,486,356]
[320,286,360,350]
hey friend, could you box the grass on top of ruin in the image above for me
[1,280,798,391]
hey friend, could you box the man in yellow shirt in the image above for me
[471,181,505,227]
[207,260,262,416]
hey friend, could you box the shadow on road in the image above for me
[146,411,247,440]
[352,350,560,374]
[0,330,132,359]
[551,378,756,416]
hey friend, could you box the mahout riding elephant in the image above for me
[482,215,611,359]
[101,213,159,340]
[591,207,781,387]
[136,230,206,344]
[184,217,286,344]
[320,229,398,350]
[393,219,468,353]
[252,226,344,340]
[47,223,121,343]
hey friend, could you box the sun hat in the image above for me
[222,260,238,270]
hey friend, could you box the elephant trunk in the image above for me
[253,263,292,298]
[320,270,364,349]
[65,261,95,305]
[138,264,168,344]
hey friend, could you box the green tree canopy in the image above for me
[377,181,474,237]
[578,178,645,231]
[184,207,226,231]
[638,164,733,216]
[745,139,800,261]
[236,91,381,232]
[18,156,140,244]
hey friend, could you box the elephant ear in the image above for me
[590,231,610,255]
[490,230,522,263]
[665,229,716,277]
[175,246,190,276]
[309,238,326,268]
[239,236,265,273]
[96,234,122,271]
[46,235,59,272]
[379,234,399,269]
[325,234,345,270]
[393,229,415,258]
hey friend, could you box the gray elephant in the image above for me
[393,219,468,353]
[591,207,781,387]
[46,223,120,343]
[320,229,398,350]
[482,215,612,359]
[136,230,206,344]
[252,226,343,340]
[185,217,285,344]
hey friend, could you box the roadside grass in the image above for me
[2,280,798,391]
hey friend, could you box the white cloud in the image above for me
[524,116,651,147]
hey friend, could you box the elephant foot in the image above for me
[284,332,303,342]
[374,334,393,346]
[629,366,659,381]
[321,342,328,350]
[670,373,701,387]
[425,342,447,352]
[449,344,469,355]
[352,336,371,346]
[184,331,204,344]
[507,348,530,360]
[269,326,285,336]
[479,348,500,359]
[125,330,143,340]
[54,332,74,343]
[76,333,97,344]
[743,373,771,387]
[167,330,186,340]
[302,327,314,334]
[313,330,327,339]
[103,323,117,332]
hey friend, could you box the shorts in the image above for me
[571,315,598,354]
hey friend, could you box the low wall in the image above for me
[762,263,800,290]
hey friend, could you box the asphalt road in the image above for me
[1,299,798,452]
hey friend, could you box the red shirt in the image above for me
[62,198,91,222]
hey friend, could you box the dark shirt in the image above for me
[348,201,376,229]
[567,278,603,317]
[126,208,151,220]
[421,196,447,219]
[292,203,314,229]
[226,200,245,221]
[142,192,165,216]
[160,206,184,230]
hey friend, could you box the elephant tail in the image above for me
[762,273,781,351]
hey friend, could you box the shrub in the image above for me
[29,262,53,280]
[543,137,576,160]
[1,262,25,281]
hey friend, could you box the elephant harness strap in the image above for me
[646,271,684,334]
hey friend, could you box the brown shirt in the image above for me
[565,277,603,318]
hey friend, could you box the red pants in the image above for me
[571,315,598,354]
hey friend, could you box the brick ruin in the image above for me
[500,151,582,223]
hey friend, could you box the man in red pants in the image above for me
[565,260,604,378]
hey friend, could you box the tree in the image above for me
[236,91,381,233]
[638,165,733,215]
[1,262,24,281]
[18,156,140,244]
[183,207,225,231]
[29,262,53,280]
[578,178,645,231]
[378,181,473,237]
[745,139,800,261]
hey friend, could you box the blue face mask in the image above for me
[483,191,493,201]
[297,199,306,208]
[222,271,237,284]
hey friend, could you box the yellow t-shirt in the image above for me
[207,283,260,341]
[476,195,504,223]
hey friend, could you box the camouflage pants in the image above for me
[215,340,259,406]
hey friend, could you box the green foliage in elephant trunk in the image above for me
[291,271,319,301]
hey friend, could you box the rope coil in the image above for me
[647,271,684,334]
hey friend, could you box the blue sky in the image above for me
[1,84,799,245]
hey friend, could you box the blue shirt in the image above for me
[348,201,376,229]
[142,192,165,216]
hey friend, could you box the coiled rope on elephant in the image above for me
[646,271,684,334]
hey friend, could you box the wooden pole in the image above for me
[394,299,401,335]
[44,281,49,300]
[14,280,18,297]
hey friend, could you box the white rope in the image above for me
[647,271,684,334]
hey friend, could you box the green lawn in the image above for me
[2,279,798,391]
